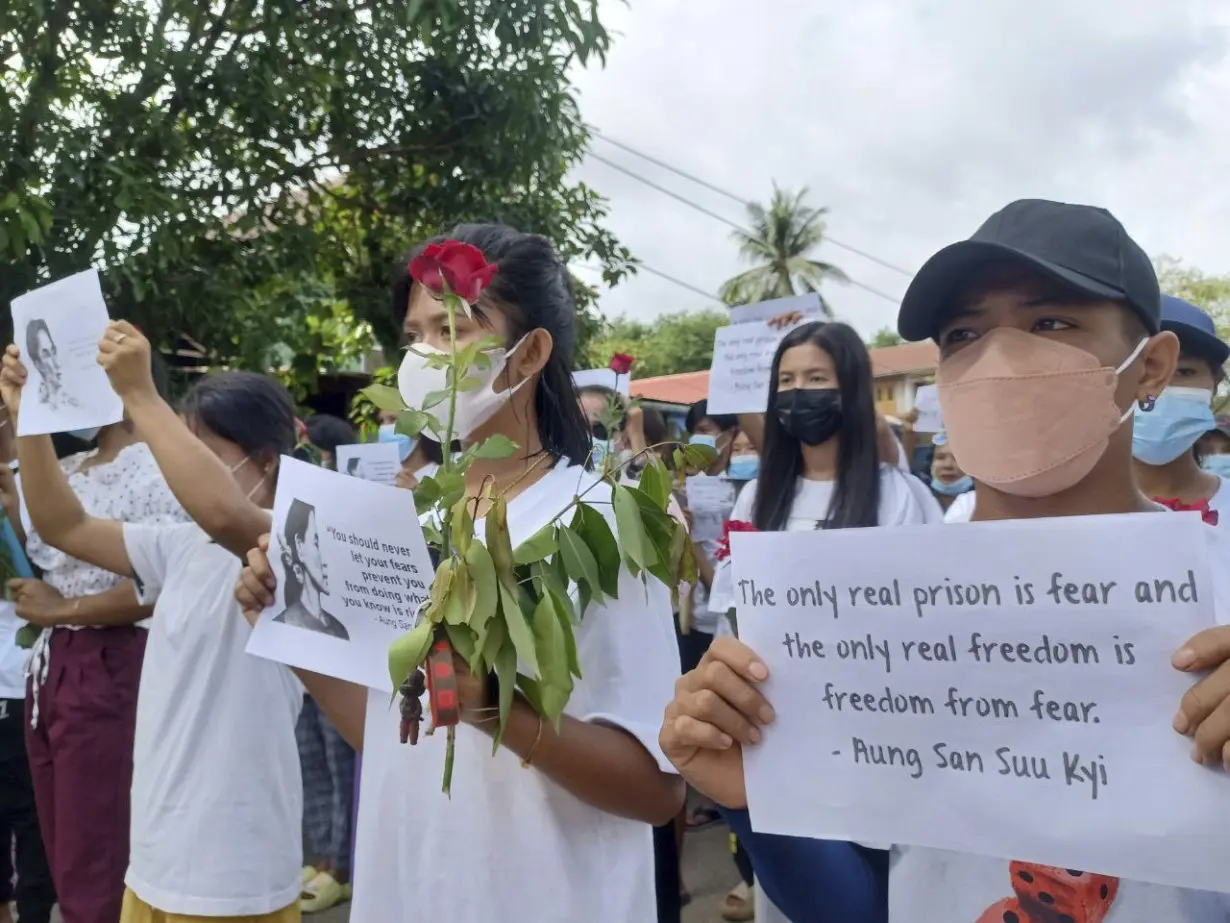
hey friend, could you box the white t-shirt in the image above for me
[123,522,304,916]
[944,478,1230,526]
[888,522,1230,921]
[0,601,25,700]
[350,461,680,923]
[685,474,741,634]
[709,465,943,614]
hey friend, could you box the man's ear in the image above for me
[509,328,553,385]
[1137,330,1180,405]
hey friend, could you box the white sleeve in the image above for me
[123,522,194,604]
[893,434,910,473]
[943,491,977,523]
[568,568,680,773]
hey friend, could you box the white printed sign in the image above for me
[707,293,823,415]
[336,442,401,486]
[246,456,433,691]
[732,513,1230,893]
[11,269,124,437]
[912,384,942,433]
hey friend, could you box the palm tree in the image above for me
[718,184,849,315]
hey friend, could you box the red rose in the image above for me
[609,353,635,375]
[715,520,758,562]
[408,240,498,304]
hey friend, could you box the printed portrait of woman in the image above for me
[25,318,79,411]
[272,498,350,640]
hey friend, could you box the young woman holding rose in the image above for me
[235,224,684,923]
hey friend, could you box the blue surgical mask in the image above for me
[727,456,759,481]
[1203,455,1230,478]
[932,475,973,497]
[377,423,415,462]
[689,434,718,449]
[1132,387,1215,466]
[68,426,100,442]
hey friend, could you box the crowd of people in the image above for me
[0,200,1222,923]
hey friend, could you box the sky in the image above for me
[567,0,1230,339]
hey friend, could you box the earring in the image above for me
[1138,395,1157,412]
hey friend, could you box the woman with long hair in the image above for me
[236,223,683,923]
[3,340,305,923]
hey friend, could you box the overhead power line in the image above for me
[589,130,916,281]
[576,262,723,304]
[585,149,902,306]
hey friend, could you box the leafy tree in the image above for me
[1155,256,1230,334]
[0,0,633,394]
[718,184,848,314]
[868,327,903,349]
[589,310,727,379]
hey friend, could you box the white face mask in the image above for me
[397,338,528,442]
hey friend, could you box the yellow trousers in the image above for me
[121,888,301,923]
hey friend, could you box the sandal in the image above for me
[300,870,348,914]
[720,881,755,922]
[301,866,317,886]
[685,806,723,830]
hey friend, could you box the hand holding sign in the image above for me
[96,320,157,401]
[0,346,25,419]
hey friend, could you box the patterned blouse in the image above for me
[23,441,189,620]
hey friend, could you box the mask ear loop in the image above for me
[1117,337,1154,423]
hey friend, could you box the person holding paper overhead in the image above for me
[1132,296,1230,526]
[659,199,1230,922]
[1,335,305,923]
[234,224,683,923]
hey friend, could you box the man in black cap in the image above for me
[655,199,1230,923]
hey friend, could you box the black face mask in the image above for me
[776,388,842,446]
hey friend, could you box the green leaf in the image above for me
[423,389,451,410]
[683,443,718,470]
[548,586,582,679]
[573,504,620,597]
[499,581,540,677]
[15,624,39,649]
[445,622,479,673]
[637,459,671,509]
[478,614,507,672]
[456,376,483,392]
[558,524,602,604]
[395,410,434,438]
[413,476,442,515]
[513,524,558,566]
[388,618,434,688]
[492,638,517,754]
[465,541,499,632]
[449,497,475,558]
[473,434,518,460]
[612,484,656,572]
[442,562,475,626]
[361,383,405,412]
[486,497,517,584]
[435,469,466,510]
[532,593,570,692]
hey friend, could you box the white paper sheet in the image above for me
[707,294,824,415]
[10,269,123,437]
[572,368,631,396]
[336,442,401,486]
[732,513,1230,893]
[913,384,942,433]
[246,456,434,691]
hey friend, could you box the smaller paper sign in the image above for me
[573,368,631,396]
[10,269,124,437]
[246,456,434,691]
[913,384,942,434]
[336,442,401,486]
[707,294,823,415]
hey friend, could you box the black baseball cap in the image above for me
[897,199,1161,341]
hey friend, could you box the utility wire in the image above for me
[589,130,916,280]
[585,149,902,305]
[576,262,724,304]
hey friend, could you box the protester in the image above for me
[236,224,683,923]
[578,383,626,466]
[658,199,1230,922]
[1132,296,1229,524]
[927,433,973,510]
[304,415,355,472]
[2,329,304,923]
[12,352,187,923]
[725,430,758,482]
[1197,417,1230,471]
[0,406,54,923]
